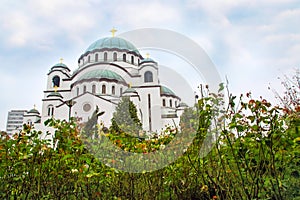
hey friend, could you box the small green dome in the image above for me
[78,69,126,83]
[47,91,63,98]
[160,86,176,96]
[85,37,140,55]
[177,102,188,108]
[53,63,68,68]
[123,88,137,94]
[28,108,40,114]
[140,57,156,64]
[50,62,70,72]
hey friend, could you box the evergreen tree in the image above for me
[83,106,105,138]
[110,97,142,136]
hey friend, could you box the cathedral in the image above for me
[20,29,187,134]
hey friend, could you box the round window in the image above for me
[83,103,91,112]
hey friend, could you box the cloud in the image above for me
[181,1,299,102]
[1,11,33,47]
[276,8,300,20]
[0,0,300,130]
[0,70,17,89]
[0,0,98,49]
[111,1,183,28]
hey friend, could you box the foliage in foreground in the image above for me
[0,87,300,199]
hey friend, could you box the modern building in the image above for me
[17,30,187,135]
[6,110,27,135]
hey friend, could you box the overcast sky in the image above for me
[1,0,300,130]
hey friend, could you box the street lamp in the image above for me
[65,100,76,121]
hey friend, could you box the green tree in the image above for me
[274,70,300,198]
[179,106,198,134]
[110,97,142,136]
[83,106,105,138]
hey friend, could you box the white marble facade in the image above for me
[23,32,187,134]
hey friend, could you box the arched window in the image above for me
[92,85,96,94]
[47,105,54,116]
[88,55,91,62]
[112,85,115,95]
[113,52,117,61]
[27,120,32,126]
[169,99,172,107]
[52,76,60,87]
[123,53,126,62]
[102,85,106,94]
[76,87,79,96]
[162,99,166,107]
[138,59,140,65]
[144,71,153,82]
[95,54,98,62]
[175,101,177,107]
[120,87,123,96]
[83,85,87,93]
[131,56,134,64]
[104,52,108,61]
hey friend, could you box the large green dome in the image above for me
[85,37,140,54]
[78,69,126,83]
[160,86,176,96]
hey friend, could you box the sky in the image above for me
[1,0,300,131]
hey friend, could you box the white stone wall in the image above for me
[71,93,117,127]
[37,43,183,136]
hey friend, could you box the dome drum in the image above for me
[79,51,142,67]
[71,69,127,88]
[78,37,143,65]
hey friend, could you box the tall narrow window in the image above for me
[169,99,172,107]
[88,55,91,62]
[144,71,153,82]
[104,52,108,61]
[131,56,134,64]
[123,53,126,62]
[112,85,115,95]
[92,85,96,94]
[47,105,54,116]
[175,101,177,107]
[162,99,166,107]
[83,85,87,93]
[47,107,51,116]
[113,52,117,61]
[95,54,98,62]
[120,87,123,96]
[76,87,79,96]
[52,76,60,87]
[148,94,152,131]
[102,85,106,94]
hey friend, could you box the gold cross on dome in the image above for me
[34,104,36,109]
[60,58,63,63]
[146,53,150,58]
[110,28,117,37]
